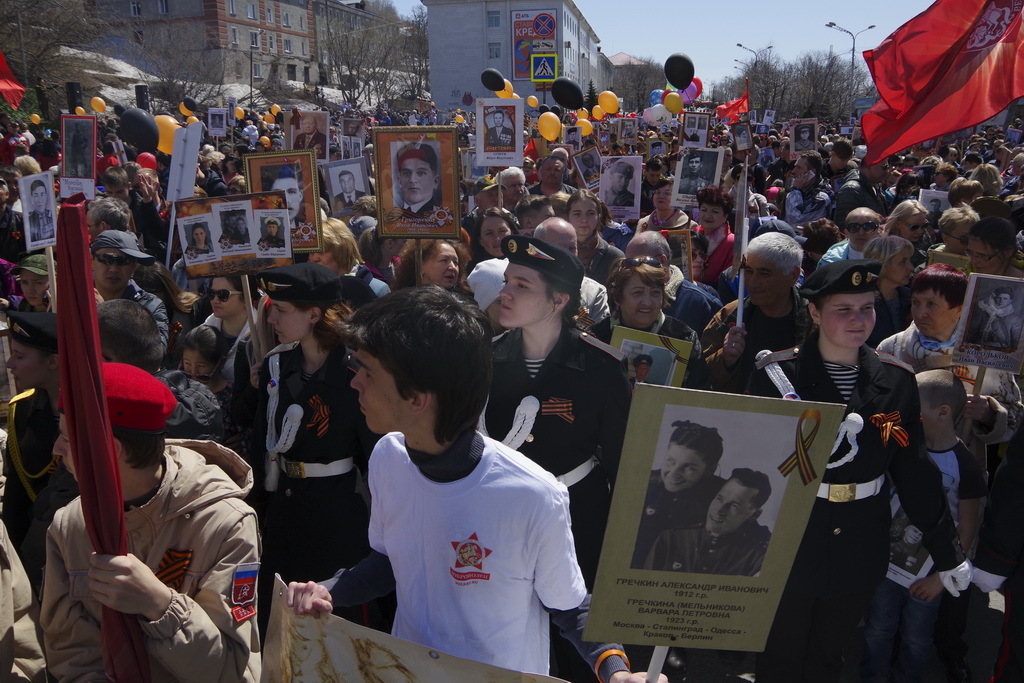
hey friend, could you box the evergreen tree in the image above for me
[586,80,598,111]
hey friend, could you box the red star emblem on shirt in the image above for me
[451,533,492,569]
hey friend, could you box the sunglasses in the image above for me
[178,362,224,383]
[92,252,136,266]
[844,221,879,234]
[906,221,929,230]
[621,256,661,269]
[207,289,243,302]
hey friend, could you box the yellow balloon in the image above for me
[512,93,520,99]
[270,104,281,116]
[538,112,562,142]
[263,113,276,124]
[74,106,85,115]
[186,115,199,124]
[496,88,512,99]
[527,95,539,107]
[178,101,193,117]
[235,106,245,120]
[579,119,594,136]
[502,79,513,94]
[664,91,683,114]
[591,105,605,121]
[155,114,180,155]
[455,114,465,124]
[30,113,41,125]
[90,96,107,113]
[258,136,271,147]
[598,90,619,115]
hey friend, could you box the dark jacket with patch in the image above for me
[747,332,963,596]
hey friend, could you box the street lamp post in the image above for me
[826,22,875,113]
[736,44,774,110]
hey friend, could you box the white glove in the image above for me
[972,567,1006,593]
[939,559,973,597]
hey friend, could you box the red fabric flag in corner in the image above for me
[862,0,1024,164]
[716,90,749,125]
[0,50,26,110]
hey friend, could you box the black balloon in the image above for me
[112,103,126,116]
[664,53,696,91]
[183,96,198,112]
[550,105,562,118]
[538,104,550,114]
[480,68,505,92]
[119,107,159,153]
[551,77,584,111]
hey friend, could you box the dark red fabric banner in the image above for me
[56,197,151,681]
[0,50,25,110]
[863,0,1024,164]
[716,91,749,124]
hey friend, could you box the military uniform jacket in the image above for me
[748,331,963,597]
[3,389,59,549]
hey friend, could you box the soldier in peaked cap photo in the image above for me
[41,363,261,681]
[747,259,972,683]
[253,262,380,636]
[483,234,632,680]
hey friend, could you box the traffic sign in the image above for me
[531,53,557,83]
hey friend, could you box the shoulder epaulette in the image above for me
[875,350,915,375]
[9,388,37,404]
[580,332,626,361]
[754,346,800,371]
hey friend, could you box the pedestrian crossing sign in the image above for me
[531,54,557,82]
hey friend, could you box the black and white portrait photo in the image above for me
[617,118,638,144]
[255,208,291,258]
[791,119,818,152]
[599,155,642,220]
[732,122,754,152]
[214,201,256,255]
[672,148,723,206]
[62,116,95,181]
[207,108,228,137]
[563,125,582,152]
[484,106,515,150]
[681,113,710,149]
[20,171,57,250]
[966,282,1024,350]
[573,147,602,190]
[325,158,371,218]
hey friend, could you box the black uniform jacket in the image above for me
[748,331,963,597]
[975,425,1024,590]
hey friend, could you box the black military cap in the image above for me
[258,262,345,303]
[7,311,58,353]
[501,235,584,293]
[799,259,881,300]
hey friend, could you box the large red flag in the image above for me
[0,50,25,109]
[56,197,151,681]
[716,90,749,124]
[862,0,1024,164]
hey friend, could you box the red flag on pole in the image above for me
[716,88,749,125]
[56,196,152,682]
[862,0,1024,164]
[0,50,26,110]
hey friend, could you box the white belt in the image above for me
[557,456,599,488]
[817,474,885,502]
[279,456,354,479]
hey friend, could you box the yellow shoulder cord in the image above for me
[7,392,58,503]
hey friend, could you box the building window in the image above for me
[253,62,263,79]
[235,61,243,80]
[268,34,276,51]
[487,11,500,28]
[266,7,273,23]
[250,30,260,48]
[230,27,239,45]
[130,1,141,17]
[158,0,168,14]
[227,0,236,16]
[299,14,304,29]
[488,42,501,59]
[287,64,297,81]
[282,11,290,27]
[301,41,306,55]
[283,38,292,53]
[247,4,256,19]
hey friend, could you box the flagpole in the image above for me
[44,245,56,314]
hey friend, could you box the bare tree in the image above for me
[396,5,429,101]
[613,56,663,113]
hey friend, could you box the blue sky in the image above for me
[393,0,937,87]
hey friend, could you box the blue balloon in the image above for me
[649,89,664,107]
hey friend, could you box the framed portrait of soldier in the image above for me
[599,155,643,221]
[731,122,754,152]
[342,117,364,137]
[616,118,638,145]
[585,385,845,652]
[790,118,818,152]
[226,96,237,127]
[647,138,668,160]
[475,98,523,166]
[672,147,723,208]
[208,108,228,137]
[284,110,330,163]
[245,149,322,252]
[562,126,583,153]
[919,189,949,230]
[373,126,461,239]
[681,112,710,149]
[610,327,693,389]
[1006,128,1023,146]
[762,110,776,127]
[573,147,602,190]
[254,208,291,259]
[324,158,371,218]
[19,171,57,250]
[60,114,97,199]
[954,272,1024,373]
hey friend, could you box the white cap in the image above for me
[468,258,508,310]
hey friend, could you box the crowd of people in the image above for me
[0,99,1021,683]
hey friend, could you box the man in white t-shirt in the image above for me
[286,287,663,683]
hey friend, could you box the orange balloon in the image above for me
[598,91,619,115]
[591,105,605,121]
[576,108,588,120]
[179,101,193,117]
[538,112,562,142]
[74,106,85,115]
[270,104,281,116]
[186,116,199,124]
[30,113,41,125]
[263,113,276,124]
[527,95,539,107]
[234,107,245,120]
[579,119,594,136]
[454,114,465,124]
[258,136,271,147]
[90,96,106,113]
[155,114,180,154]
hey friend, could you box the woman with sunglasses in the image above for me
[966,216,1024,278]
[749,260,970,683]
[883,200,932,268]
[202,275,256,383]
[254,262,377,634]
[590,256,708,389]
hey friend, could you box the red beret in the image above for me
[103,363,177,432]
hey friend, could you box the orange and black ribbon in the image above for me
[777,409,821,485]
[541,397,574,423]
[870,411,910,447]
[306,394,331,437]
[155,548,193,591]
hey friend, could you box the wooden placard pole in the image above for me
[960,365,988,440]
[241,276,262,364]
[44,246,57,313]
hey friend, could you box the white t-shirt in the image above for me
[368,432,587,674]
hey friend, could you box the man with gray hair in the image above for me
[86,196,131,237]
[700,232,811,393]
[534,217,609,325]
[498,167,529,210]
[625,231,720,333]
